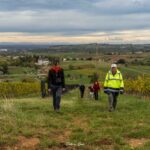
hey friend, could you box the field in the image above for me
[0,51,150,150]
[0,90,150,150]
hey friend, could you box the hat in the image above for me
[111,64,117,68]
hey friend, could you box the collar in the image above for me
[51,66,62,73]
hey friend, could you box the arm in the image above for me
[48,70,52,89]
[104,73,109,93]
[104,73,108,88]
[61,69,65,88]
[120,73,124,88]
[119,73,124,94]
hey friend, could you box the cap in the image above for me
[111,64,117,68]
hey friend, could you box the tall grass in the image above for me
[0,82,40,98]
[0,90,150,149]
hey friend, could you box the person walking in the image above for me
[93,81,100,100]
[104,64,124,112]
[48,60,65,112]
[79,84,85,98]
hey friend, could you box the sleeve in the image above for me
[48,70,52,89]
[120,73,124,89]
[61,69,65,88]
[104,73,108,88]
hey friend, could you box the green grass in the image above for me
[0,90,150,149]
[9,66,36,75]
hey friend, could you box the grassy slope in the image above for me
[0,90,150,150]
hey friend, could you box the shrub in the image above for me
[125,76,150,97]
[0,82,40,98]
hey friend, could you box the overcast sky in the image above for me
[0,0,150,43]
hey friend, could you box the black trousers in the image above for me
[108,92,119,110]
[80,90,85,98]
[94,91,99,100]
[52,87,62,110]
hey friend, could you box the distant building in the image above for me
[63,58,67,62]
[135,51,143,54]
[36,59,49,66]
[13,56,19,60]
[0,49,8,52]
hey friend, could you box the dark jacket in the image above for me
[48,66,65,89]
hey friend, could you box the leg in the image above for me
[113,93,118,110]
[52,89,57,110]
[79,90,82,98]
[81,90,84,98]
[56,87,62,110]
[82,89,85,98]
[94,92,96,100]
[108,93,114,111]
[96,92,98,100]
[95,92,98,100]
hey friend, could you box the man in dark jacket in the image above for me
[48,60,65,112]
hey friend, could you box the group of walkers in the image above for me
[47,60,124,112]
[79,81,101,100]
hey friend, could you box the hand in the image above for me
[119,90,124,94]
[62,88,66,92]
[48,89,51,92]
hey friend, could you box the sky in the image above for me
[0,0,150,44]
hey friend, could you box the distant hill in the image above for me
[0,42,53,52]
[0,43,150,53]
[34,43,150,53]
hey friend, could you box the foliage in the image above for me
[90,72,99,83]
[0,63,9,74]
[125,76,150,97]
[117,59,126,64]
[0,91,150,149]
[0,82,40,98]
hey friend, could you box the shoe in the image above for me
[109,107,113,112]
[55,109,60,113]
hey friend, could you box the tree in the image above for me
[90,72,99,83]
[2,64,8,74]
[117,59,126,64]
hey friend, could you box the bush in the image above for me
[117,59,126,64]
[125,76,150,97]
[90,72,99,83]
[0,82,40,98]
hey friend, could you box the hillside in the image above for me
[0,90,150,150]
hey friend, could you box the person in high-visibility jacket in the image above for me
[104,64,124,111]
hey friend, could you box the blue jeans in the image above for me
[51,86,62,110]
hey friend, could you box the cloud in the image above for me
[0,0,150,43]
[1,29,150,44]
[0,10,150,34]
[94,0,150,14]
[0,0,150,14]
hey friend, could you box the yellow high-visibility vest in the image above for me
[104,70,124,91]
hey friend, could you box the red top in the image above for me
[51,66,62,73]
[93,81,100,92]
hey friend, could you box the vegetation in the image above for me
[0,45,150,149]
[0,90,150,149]
[0,82,40,98]
[125,76,150,97]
